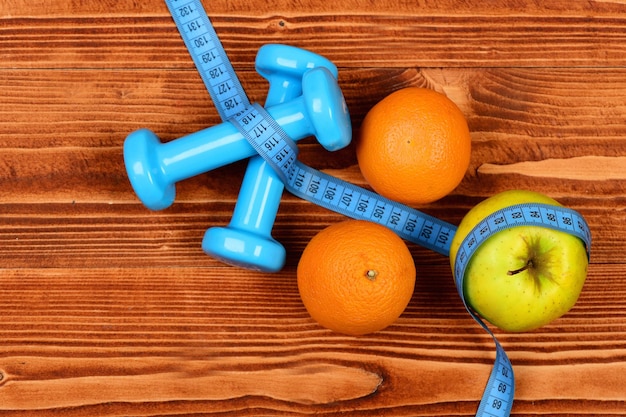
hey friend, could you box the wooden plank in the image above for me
[0,265,623,415]
[2,0,626,68]
[2,67,625,195]
[0,67,623,267]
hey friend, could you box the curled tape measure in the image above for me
[454,203,592,289]
[161,0,592,415]
[454,203,591,416]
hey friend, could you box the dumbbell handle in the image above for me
[136,97,312,186]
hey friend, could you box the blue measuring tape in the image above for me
[163,0,248,120]
[453,203,591,416]
[161,1,593,415]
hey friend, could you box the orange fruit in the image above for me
[297,220,416,336]
[356,87,471,206]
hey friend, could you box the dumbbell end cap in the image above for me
[256,44,338,79]
[256,44,338,106]
[123,128,175,211]
[202,227,286,273]
[302,67,352,152]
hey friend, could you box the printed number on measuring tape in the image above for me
[164,0,249,120]
[454,203,591,285]
[285,163,455,256]
[229,103,299,185]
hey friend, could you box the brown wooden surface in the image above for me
[1,0,625,415]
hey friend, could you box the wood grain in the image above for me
[3,0,626,69]
[1,0,626,415]
[0,265,625,415]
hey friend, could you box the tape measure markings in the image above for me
[286,162,455,256]
[164,0,249,119]
[477,343,514,417]
[229,103,299,185]
[454,203,592,291]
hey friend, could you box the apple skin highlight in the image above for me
[449,190,589,332]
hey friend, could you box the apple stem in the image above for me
[508,260,534,276]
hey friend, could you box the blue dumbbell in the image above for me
[124,66,351,211]
[202,44,339,272]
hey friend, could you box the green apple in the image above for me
[449,190,589,332]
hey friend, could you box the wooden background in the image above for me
[1,0,625,415]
